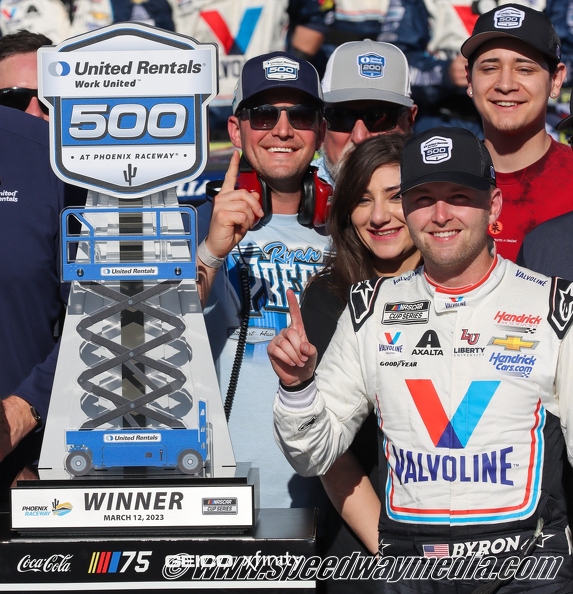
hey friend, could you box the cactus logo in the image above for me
[421,136,453,164]
[52,499,73,516]
[494,7,525,29]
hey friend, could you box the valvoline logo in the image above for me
[201,7,263,55]
[406,379,500,448]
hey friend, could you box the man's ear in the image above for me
[228,116,242,149]
[489,187,503,225]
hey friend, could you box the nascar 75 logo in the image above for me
[88,551,152,574]
[406,380,500,449]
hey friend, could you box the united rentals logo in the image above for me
[263,56,299,81]
[421,136,452,164]
[494,7,525,29]
[406,379,500,448]
[357,53,385,79]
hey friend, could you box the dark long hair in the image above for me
[316,134,410,303]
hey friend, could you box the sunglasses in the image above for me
[325,105,405,133]
[238,104,319,130]
[0,87,49,115]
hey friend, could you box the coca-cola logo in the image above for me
[17,554,72,573]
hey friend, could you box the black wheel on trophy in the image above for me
[65,450,92,476]
[177,449,202,474]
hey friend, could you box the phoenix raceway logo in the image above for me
[201,7,262,55]
[161,550,562,583]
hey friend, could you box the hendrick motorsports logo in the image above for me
[494,7,525,29]
[38,23,217,197]
[421,136,452,164]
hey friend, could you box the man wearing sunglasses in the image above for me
[314,40,417,185]
[0,31,52,121]
[196,52,329,511]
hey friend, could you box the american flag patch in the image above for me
[423,544,449,558]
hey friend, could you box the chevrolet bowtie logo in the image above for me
[488,335,539,351]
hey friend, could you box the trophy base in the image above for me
[11,463,259,535]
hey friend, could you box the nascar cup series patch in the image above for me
[494,7,525,29]
[263,56,299,81]
[38,23,218,198]
[357,53,385,79]
[420,136,453,164]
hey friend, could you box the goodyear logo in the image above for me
[357,53,385,79]
[421,136,452,164]
[494,7,525,29]
[263,56,299,81]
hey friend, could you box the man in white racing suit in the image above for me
[269,126,573,592]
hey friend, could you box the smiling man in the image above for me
[462,4,573,262]
[196,51,329,510]
[270,126,573,592]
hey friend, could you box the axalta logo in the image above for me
[406,379,500,448]
[88,551,151,574]
[494,7,525,29]
[488,335,539,352]
[357,53,385,79]
[201,7,263,55]
[420,136,452,164]
[263,56,299,81]
[412,330,443,356]
[18,554,72,573]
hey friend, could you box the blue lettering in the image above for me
[482,451,497,483]
[500,446,514,486]
[442,455,456,481]
[460,456,471,482]
[404,451,417,483]
[393,446,405,484]
[417,452,428,482]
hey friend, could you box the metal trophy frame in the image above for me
[10,23,258,534]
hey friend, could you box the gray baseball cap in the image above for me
[321,40,414,108]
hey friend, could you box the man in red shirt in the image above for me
[462,4,573,261]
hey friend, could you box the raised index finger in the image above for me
[220,149,241,194]
[287,289,306,336]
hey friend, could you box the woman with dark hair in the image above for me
[301,133,422,589]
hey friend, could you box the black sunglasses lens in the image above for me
[363,107,400,132]
[249,105,280,129]
[288,105,317,129]
[325,108,356,132]
[325,106,402,133]
[248,105,317,130]
[0,88,47,115]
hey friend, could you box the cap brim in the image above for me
[461,31,555,61]
[324,88,414,108]
[400,171,494,195]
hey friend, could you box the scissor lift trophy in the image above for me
[10,23,258,534]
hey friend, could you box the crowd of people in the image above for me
[3,2,573,593]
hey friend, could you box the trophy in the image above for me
[11,23,258,534]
